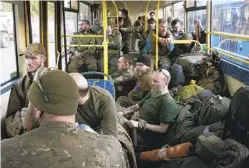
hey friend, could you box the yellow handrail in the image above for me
[155,0,160,69]
[62,34,103,38]
[65,44,104,47]
[171,40,202,50]
[206,47,249,65]
[207,31,249,41]
[145,0,150,31]
[112,0,119,27]
[206,0,211,54]
[102,0,108,78]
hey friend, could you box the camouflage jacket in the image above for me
[128,68,153,102]
[70,31,96,53]
[151,30,173,56]
[3,67,47,139]
[1,122,126,168]
[111,66,136,84]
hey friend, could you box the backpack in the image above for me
[168,63,186,88]
[197,95,231,125]
[223,87,249,149]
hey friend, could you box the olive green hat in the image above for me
[28,70,79,115]
[20,43,46,57]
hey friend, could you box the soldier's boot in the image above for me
[140,142,193,161]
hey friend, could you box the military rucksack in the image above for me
[196,95,231,125]
[223,87,249,149]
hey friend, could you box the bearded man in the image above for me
[119,69,179,149]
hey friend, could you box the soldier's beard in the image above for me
[151,86,167,97]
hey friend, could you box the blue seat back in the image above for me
[81,72,115,99]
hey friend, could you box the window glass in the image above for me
[186,0,195,8]
[48,2,56,68]
[165,5,172,19]
[187,9,206,33]
[30,0,40,43]
[212,0,249,35]
[64,0,70,8]
[71,0,78,10]
[62,11,77,70]
[174,2,185,30]
[211,0,249,59]
[0,2,18,85]
[158,8,163,19]
[196,0,207,7]
[79,3,90,22]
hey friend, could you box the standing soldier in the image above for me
[120,9,132,54]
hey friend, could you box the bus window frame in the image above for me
[1,3,19,94]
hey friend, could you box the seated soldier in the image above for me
[117,54,153,108]
[70,73,117,137]
[2,43,47,139]
[97,22,122,74]
[1,70,126,168]
[111,55,136,98]
[120,69,179,149]
[151,19,173,67]
[171,18,184,39]
[138,18,155,52]
[67,20,98,73]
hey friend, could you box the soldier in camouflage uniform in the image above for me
[67,20,99,73]
[120,9,132,54]
[117,54,153,107]
[151,19,173,67]
[2,43,47,139]
[111,55,136,98]
[97,23,122,74]
[1,70,126,168]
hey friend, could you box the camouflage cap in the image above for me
[28,70,79,115]
[20,43,46,57]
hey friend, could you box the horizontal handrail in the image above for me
[207,31,249,41]
[61,34,104,38]
[63,44,104,47]
[171,40,202,50]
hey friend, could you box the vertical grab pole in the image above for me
[155,0,160,69]
[102,0,108,79]
[206,0,211,53]
[112,0,119,27]
[145,0,150,31]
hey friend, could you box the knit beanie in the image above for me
[136,54,151,67]
[28,70,79,115]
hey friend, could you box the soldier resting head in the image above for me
[70,73,118,137]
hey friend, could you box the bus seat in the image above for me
[81,71,115,100]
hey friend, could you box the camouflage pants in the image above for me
[117,123,137,168]
[116,96,137,108]
[158,55,172,68]
[97,55,118,74]
[67,53,98,73]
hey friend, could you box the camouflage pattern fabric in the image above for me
[5,108,27,138]
[117,96,137,108]
[1,122,126,168]
[111,66,136,85]
[3,66,47,139]
[117,123,137,168]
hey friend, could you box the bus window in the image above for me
[79,2,91,22]
[174,1,185,30]
[187,9,206,33]
[211,0,249,58]
[30,0,40,43]
[0,2,18,85]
